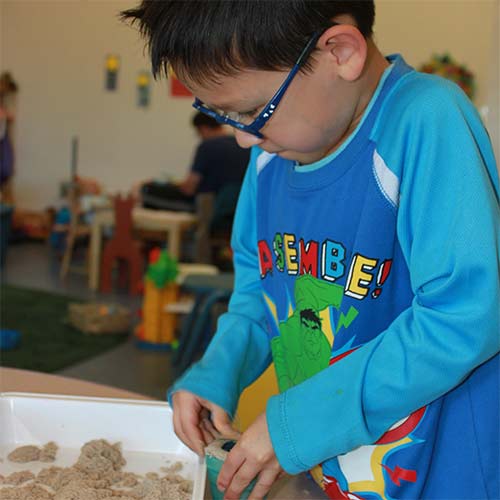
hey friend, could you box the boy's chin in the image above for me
[276,150,300,161]
[276,149,323,165]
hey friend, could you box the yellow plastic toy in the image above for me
[135,248,179,349]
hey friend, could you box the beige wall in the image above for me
[376,0,499,167]
[0,2,3,71]
[2,0,197,210]
[1,0,498,210]
[376,0,496,107]
[483,0,500,163]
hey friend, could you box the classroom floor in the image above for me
[1,241,176,400]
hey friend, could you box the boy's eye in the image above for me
[220,109,254,121]
[218,107,260,125]
[236,108,260,125]
[240,108,258,118]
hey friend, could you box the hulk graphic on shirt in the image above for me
[271,274,353,392]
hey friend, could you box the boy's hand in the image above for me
[217,412,284,500]
[171,390,240,457]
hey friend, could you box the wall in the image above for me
[376,0,499,170]
[375,0,496,108]
[484,0,500,163]
[1,0,498,210]
[0,2,3,71]
[2,0,197,210]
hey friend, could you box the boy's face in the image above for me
[185,55,362,165]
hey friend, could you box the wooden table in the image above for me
[1,368,327,499]
[88,207,197,290]
[0,367,151,399]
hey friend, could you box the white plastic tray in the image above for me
[0,392,206,499]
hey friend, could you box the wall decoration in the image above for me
[137,71,151,107]
[418,53,476,100]
[169,72,192,98]
[105,55,120,91]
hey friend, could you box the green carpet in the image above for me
[0,284,129,373]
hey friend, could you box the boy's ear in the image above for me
[318,25,367,81]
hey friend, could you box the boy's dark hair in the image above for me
[121,1,375,84]
[192,111,221,130]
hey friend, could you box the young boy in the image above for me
[122,2,500,499]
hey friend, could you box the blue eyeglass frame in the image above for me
[192,29,326,138]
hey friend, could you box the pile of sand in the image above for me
[7,442,58,464]
[1,439,193,500]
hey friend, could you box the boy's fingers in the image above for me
[178,406,206,456]
[210,407,241,439]
[248,468,280,499]
[199,419,216,445]
[201,416,218,440]
[186,422,207,457]
[217,451,245,495]
[172,394,237,456]
[199,407,218,440]
[221,459,255,499]
[173,406,190,448]
[199,425,213,445]
[200,410,221,438]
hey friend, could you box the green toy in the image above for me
[146,247,178,288]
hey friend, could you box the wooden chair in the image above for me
[193,192,213,264]
[194,183,241,267]
[100,195,143,295]
[59,183,91,280]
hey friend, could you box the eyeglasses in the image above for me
[192,29,325,138]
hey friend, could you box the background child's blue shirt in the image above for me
[169,55,500,499]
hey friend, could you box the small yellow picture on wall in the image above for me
[105,55,120,91]
[137,71,151,108]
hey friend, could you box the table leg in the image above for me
[89,220,102,290]
[168,227,181,259]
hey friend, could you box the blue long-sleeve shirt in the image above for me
[170,55,500,499]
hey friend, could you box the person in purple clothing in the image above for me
[122,2,500,499]
[0,72,18,204]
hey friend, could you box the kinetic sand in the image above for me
[1,439,193,500]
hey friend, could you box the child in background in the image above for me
[0,72,18,204]
[122,2,500,499]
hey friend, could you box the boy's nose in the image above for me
[234,128,263,149]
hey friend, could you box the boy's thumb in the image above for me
[210,408,241,439]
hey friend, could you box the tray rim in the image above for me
[0,391,171,408]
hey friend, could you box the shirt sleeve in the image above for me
[168,146,272,417]
[266,80,500,473]
[190,141,209,176]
